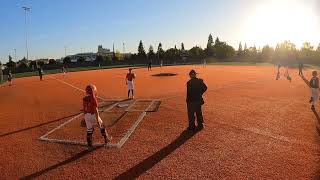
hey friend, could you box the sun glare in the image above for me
[243,0,319,48]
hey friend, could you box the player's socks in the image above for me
[100,126,112,144]
[87,132,93,147]
[311,105,315,110]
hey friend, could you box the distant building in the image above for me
[34,59,49,64]
[98,45,112,55]
[62,45,131,63]
[67,52,97,62]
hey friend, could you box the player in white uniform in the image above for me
[126,68,136,99]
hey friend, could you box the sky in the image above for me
[0,0,319,63]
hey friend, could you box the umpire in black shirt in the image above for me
[186,69,207,131]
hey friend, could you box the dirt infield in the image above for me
[0,65,319,179]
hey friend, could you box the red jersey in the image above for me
[126,73,135,81]
[83,95,98,114]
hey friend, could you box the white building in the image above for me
[98,45,112,55]
[67,52,97,62]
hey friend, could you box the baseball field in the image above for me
[0,64,319,179]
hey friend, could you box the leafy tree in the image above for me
[301,42,314,56]
[165,48,179,63]
[37,61,45,67]
[6,55,16,69]
[188,46,204,60]
[180,43,188,61]
[205,34,215,57]
[148,45,155,61]
[49,59,56,64]
[157,42,165,60]
[249,45,257,57]
[315,43,320,58]
[238,42,243,56]
[138,40,146,59]
[214,41,235,59]
[95,55,104,64]
[29,60,37,71]
[105,55,112,64]
[207,34,214,49]
[77,56,85,63]
[181,43,185,51]
[215,37,221,46]
[18,61,29,69]
[261,45,274,59]
[273,40,296,65]
[63,56,71,64]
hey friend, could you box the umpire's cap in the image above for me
[189,69,197,75]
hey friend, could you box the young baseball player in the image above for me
[276,64,281,80]
[284,66,291,82]
[309,71,319,110]
[298,62,304,76]
[83,84,112,148]
[126,68,136,99]
[7,70,12,86]
[61,65,67,77]
[148,60,152,71]
[38,67,44,81]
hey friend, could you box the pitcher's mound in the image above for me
[152,73,177,77]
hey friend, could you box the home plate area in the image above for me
[38,99,161,148]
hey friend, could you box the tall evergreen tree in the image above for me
[138,40,146,58]
[238,42,243,52]
[157,42,164,60]
[215,37,220,46]
[207,34,214,49]
[238,42,243,56]
[148,45,155,60]
[8,55,12,62]
[205,34,215,57]
[181,43,185,51]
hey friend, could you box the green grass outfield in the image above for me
[3,61,317,81]
[11,64,146,79]
[206,62,273,66]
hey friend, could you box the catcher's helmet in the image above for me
[85,84,97,95]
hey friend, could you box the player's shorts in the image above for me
[84,113,97,133]
[311,88,319,105]
[127,80,134,90]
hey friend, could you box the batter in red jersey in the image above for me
[125,68,136,99]
[83,84,111,148]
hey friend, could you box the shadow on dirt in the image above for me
[20,146,103,179]
[312,109,320,135]
[0,112,81,138]
[114,129,199,179]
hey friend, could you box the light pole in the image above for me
[13,49,17,61]
[22,6,31,60]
